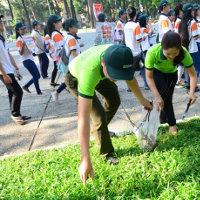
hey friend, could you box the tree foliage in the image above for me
[0,0,200,28]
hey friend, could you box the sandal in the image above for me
[12,116,25,125]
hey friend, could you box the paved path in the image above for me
[0,31,200,157]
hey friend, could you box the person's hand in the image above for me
[155,96,164,111]
[142,36,146,41]
[22,40,26,46]
[188,92,197,105]
[80,43,84,47]
[16,69,20,75]
[3,74,12,83]
[140,98,153,110]
[78,157,94,187]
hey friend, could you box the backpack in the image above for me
[55,35,73,66]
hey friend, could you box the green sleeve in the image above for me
[145,49,154,70]
[182,48,193,68]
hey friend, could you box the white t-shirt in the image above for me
[174,17,181,33]
[44,34,57,61]
[51,31,64,50]
[141,27,150,52]
[188,19,199,53]
[115,20,124,44]
[158,13,173,42]
[196,21,200,43]
[16,36,34,62]
[0,38,14,75]
[64,34,81,63]
[124,21,142,56]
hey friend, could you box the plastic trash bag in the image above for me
[133,103,160,151]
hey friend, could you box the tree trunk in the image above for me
[7,0,14,20]
[87,0,96,28]
[122,0,126,10]
[63,0,71,18]
[54,0,61,15]
[70,0,77,21]
[51,0,57,15]
[28,0,37,20]
[130,0,135,7]
[107,1,112,17]
[118,0,121,8]
[21,0,31,32]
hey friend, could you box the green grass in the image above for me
[1,118,200,199]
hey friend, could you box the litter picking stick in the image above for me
[182,100,192,120]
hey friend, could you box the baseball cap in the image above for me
[32,20,40,27]
[98,13,106,22]
[193,3,200,10]
[136,11,143,18]
[48,14,62,24]
[63,18,79,30]
[182,3,195,12]
[104,45,134,81]
[15,22,26,30]
[138,14,147,23]
[119,9,127,17]
[159,0,172,8]
[167,9,175,16]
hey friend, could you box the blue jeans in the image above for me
[57,82,66,93]
[23,59,41,94]
[38,52,49,78]
[187,52,200,86]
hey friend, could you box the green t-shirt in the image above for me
[145,43,193,73]
[69,44,112,99]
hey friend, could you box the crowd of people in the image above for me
[0,0,199,187]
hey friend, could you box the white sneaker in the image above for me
[51,92,59,103]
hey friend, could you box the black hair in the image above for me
[178,10,193,49]
[139,18,147,28]
[162,31,185,66]
[194,10,199,22]
[47,21,55,37]
[126,7,136,20]
[174,3,183,21]
[44,25,48,36]
[15,30,21,40]
[63,22,70,32]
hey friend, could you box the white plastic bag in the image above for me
[133,103,160,151]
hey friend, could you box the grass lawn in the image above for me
[1,118,200,199]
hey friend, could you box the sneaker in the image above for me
[50,82,60,87]
[37,93,46,96]
[176,80,185,86]
[145,86,150,90]
[22,86,31,93]
[43,76,50,79]
[105,153,119,165]
[109,131,115,137]
[51,92,59,102]
[186,86,199,93]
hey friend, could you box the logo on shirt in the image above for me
[157,61,162,64]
